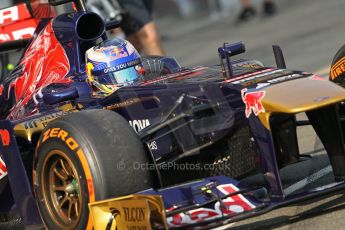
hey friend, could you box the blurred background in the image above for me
[153,0,345,77]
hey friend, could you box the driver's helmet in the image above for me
[86,38,144,95]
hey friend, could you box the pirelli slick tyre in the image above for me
[330,45,345,133]
[330,44,345,86]
[33,110,153,230]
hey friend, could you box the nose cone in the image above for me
[262,78,345,114]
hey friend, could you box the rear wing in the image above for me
[0,2,56,52]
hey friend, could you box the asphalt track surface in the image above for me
[157,0,345,229]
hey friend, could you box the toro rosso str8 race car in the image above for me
[1,0,345,229]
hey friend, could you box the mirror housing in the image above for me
[218,42,246,79]
[43,87,79,105]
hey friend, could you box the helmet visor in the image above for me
[94,66,140,86]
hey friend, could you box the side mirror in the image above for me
[218,42,246,59]
[43,87,79,105]
[218,42,246,79]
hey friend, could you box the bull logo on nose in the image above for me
[241,88,265,118]
[0,129,10,147]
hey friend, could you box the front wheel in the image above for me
[33,110,153,230]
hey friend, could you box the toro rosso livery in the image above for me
[1,0,345,229]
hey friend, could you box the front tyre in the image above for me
[37,146,87,229]
[330,44,345,86]
[33,110,153,230]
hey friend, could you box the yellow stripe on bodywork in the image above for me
[89,194,168,230]
[258,78,345,129]
[13,109,77,142]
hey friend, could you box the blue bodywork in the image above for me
[1,2,345,229]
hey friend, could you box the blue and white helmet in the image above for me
[86,38,144,95]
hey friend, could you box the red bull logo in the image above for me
[109,46,128,60]
[166,184,255,227]
[0,129,10,146]
[241,88,265,118]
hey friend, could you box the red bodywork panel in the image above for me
[0,2,56,43]
[0,3,37,43]
[6,21,71,119]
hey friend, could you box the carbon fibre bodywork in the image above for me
[1,1,345,229]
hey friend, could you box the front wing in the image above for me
[88,176,345,229]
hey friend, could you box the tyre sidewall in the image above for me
[34,124,98,230]
[330,44,345,83]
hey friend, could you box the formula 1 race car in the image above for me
[1,0,345,229]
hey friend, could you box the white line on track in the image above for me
[284,165,333,195]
